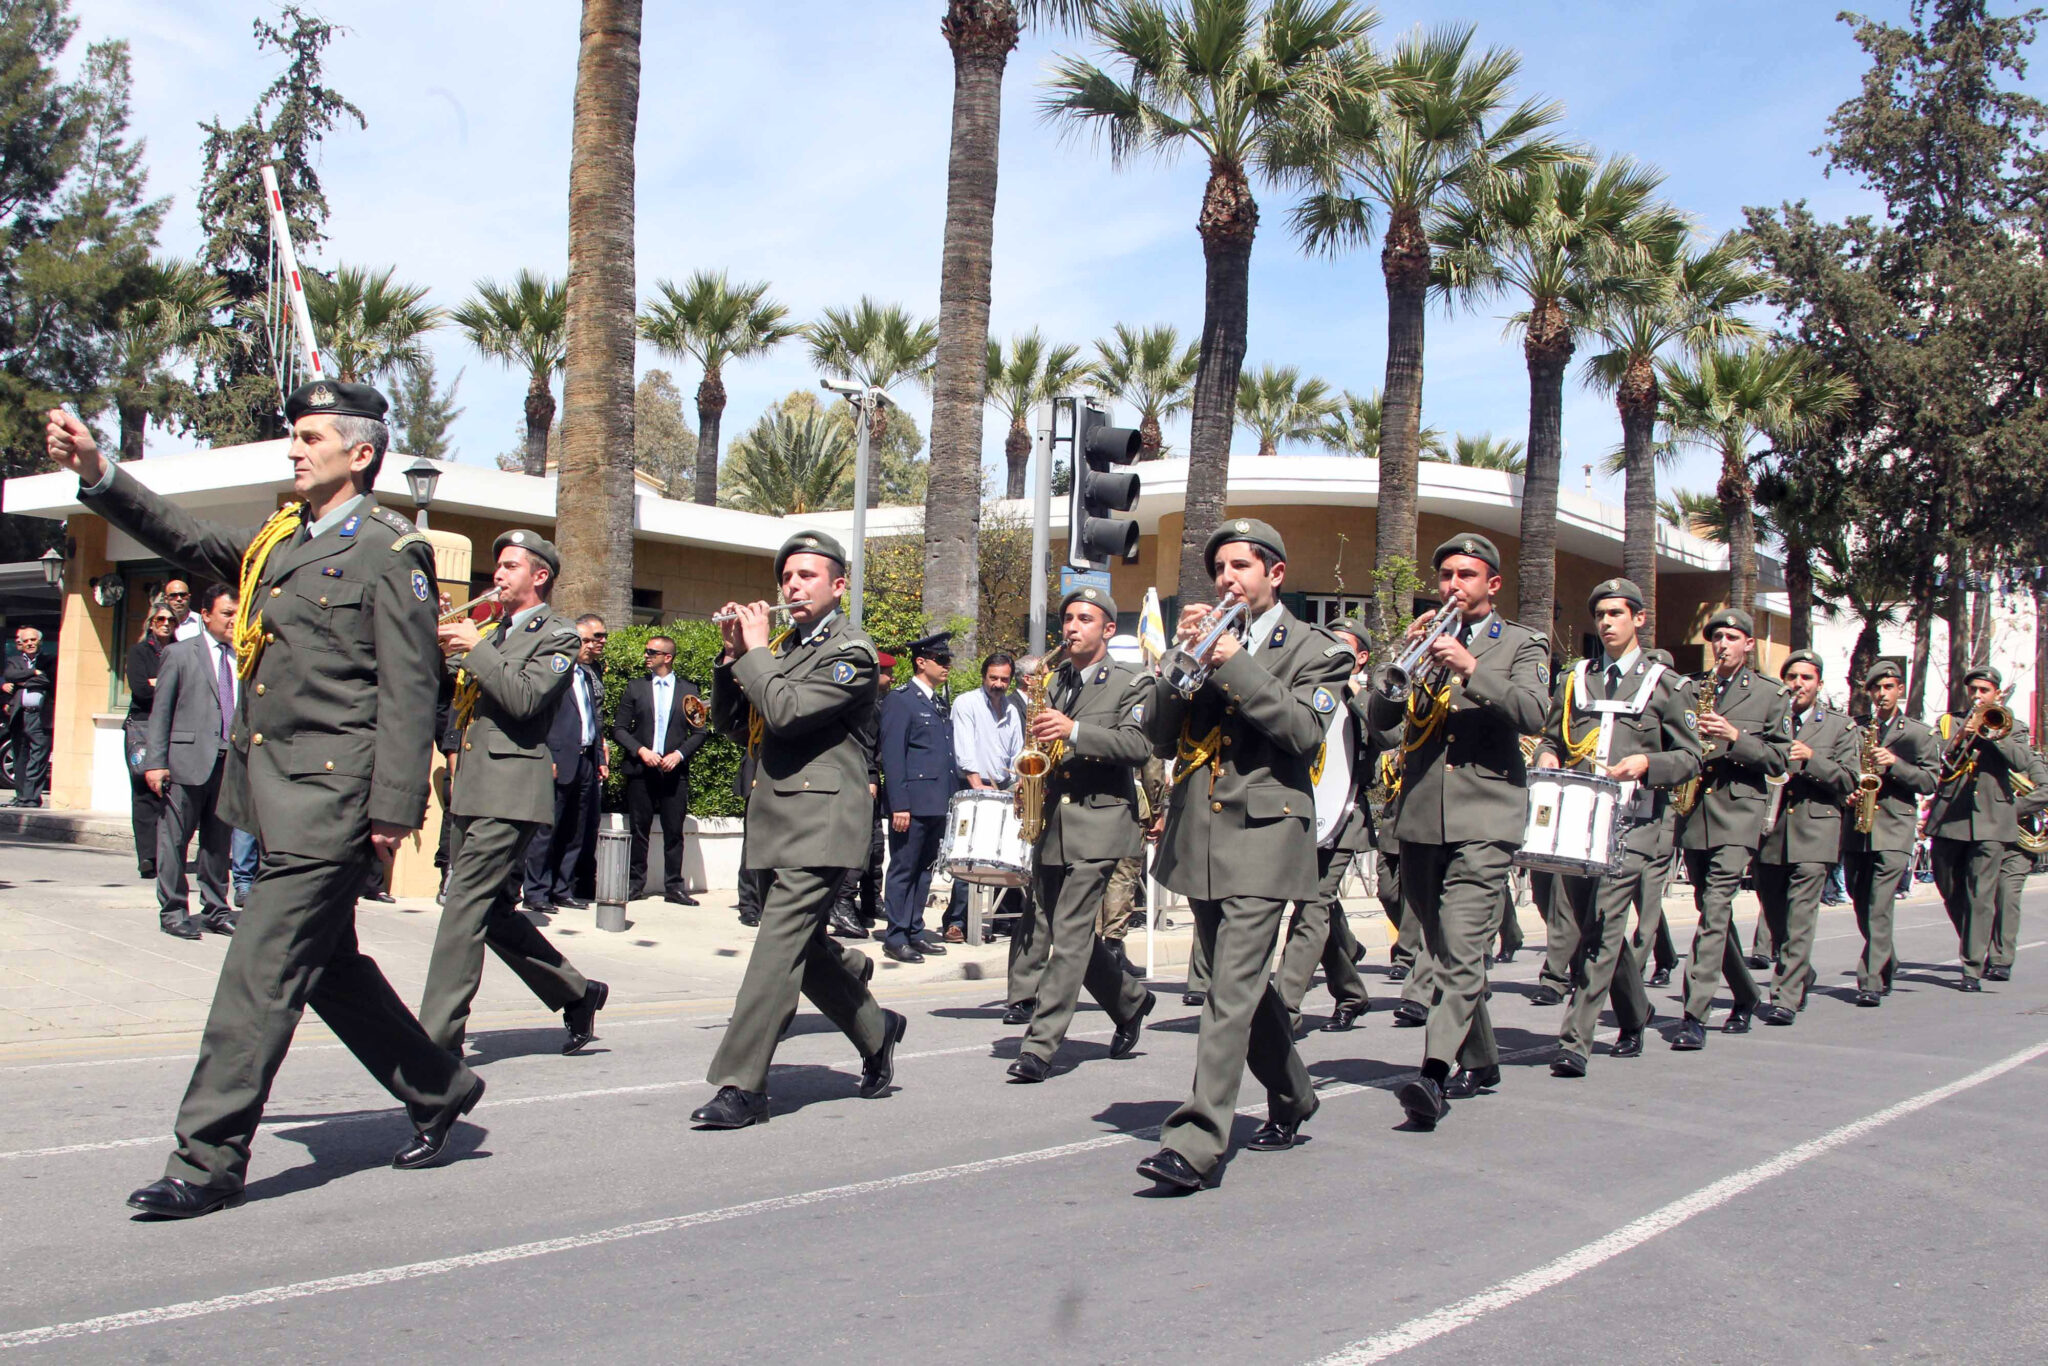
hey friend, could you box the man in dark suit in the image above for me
[524,613,609,911]
[4,624,54,808]
[142,585,242,938]
[612,634,706,904]
[877,631,957,963]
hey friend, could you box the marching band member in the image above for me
[691,531,905,1128]
[1005,586,1156,1082]
[1840,658,1937,1004]
[1928,665,2035,991]
[1372,535,1549,1127]
[1534,579,1698,1077]
[1750,650,1858,1024]
[1990,743,2048,981]
[1672,609,1790,1050]
[1631,647,1686,988]
[1135,519,1348,1192]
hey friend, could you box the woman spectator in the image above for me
[124,599,175,879]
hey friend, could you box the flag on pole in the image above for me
[1137,587,1167,665]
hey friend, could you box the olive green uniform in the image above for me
[708,609,890,1093]
[1841,709,1937,995]
[1147,606,1346,1176]
[1991,746,2047,975]
[1929,714,2034,984]
[418,601,592,1051]
[79,463,472,1191]
[1754,702,1858,1011]
[1273,685,1375,1030]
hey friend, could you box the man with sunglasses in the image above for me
[612,634,708,905]
[161,580,202,641]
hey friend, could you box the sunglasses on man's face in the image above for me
[645,648,673,658]
[587,633,608,642]
[164,591,190,599]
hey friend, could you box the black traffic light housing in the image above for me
[1064,398,1141,568]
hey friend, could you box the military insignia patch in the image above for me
[1130,704,1145,724]
[1081,588,1098,600]
[831,660,856,685]
[1323,644,1350,657]
[1488,620,1501,638]
[1536,663,1550,686]
[306,384,337,408]
[1270,625,1286,648]
[410,569,430,601]
[1312,686,1337,714]
[339,515,359,537]
[550,654,571,673]
[525,617,543,632]
[1684,710,1698,730]
[1234,519,1251,533]
[509,531,527,545]
[1094,665,1109,684]
[323,566,343,577]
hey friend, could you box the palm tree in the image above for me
[1657,487,1724,539]
[1045,0,1376,598]
[452,270,569,478]
[929,1,1099,642]
[107,259,232,463]
[722,408,855,516]
[1436,155,1680,638]
[807,298,939,507]
[557,0,642,625]
[301,265,444,384]
[1584,229,1766,640]
[1444,432,1524,473]
[1086,322,1200,457]
[1658,344,1855,612]
[1815,532,1910,708]
[1313,387,1445,458]
[639,271,800,506]
[1235,363,1336,455]
[986,331,1084,497]
[1288,23,1573,627]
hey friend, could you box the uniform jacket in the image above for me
[612,673,708,777]
[545,662,606,786]
[1366,610,1551,846]
[1147,605,1351,902]
[1758,702,1858,866]
[2017,745,2048,821]
[145,632,234,786]
[450,605,581,824]
[1536,653,1702,859]
[1676,666,1792,853]
[1929,714,2035,844]
[1038,657,1152,865]
[878,680,958,819]
[712,609,879,871]
[1841,710,1938,855]
[81,464,438,861]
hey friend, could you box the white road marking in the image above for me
[1308,1035,2048,1365]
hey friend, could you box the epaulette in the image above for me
[372,506,416,535]
[551,624,580,640]
[835,636,877,662]
[390,531,431,554]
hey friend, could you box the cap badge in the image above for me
[306,385,336,408]
[1234,520,1250,533]
[510,531,526,544]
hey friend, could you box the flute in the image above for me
[710,600,800,624]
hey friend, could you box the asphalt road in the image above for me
[2,840,2044,1363]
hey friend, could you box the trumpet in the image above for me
[1373,597,1461,704]
[439,587,503,625]
[1160,591,1246,698]
[710,599,801,624]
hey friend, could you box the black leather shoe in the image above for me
[882,942,924,965]
[1445,1064,1501,1097]
[1611,1030,1644,1058]
[1247,1096,1318,1151]
[1648,967,1672,987]
[738,909,762,928]
[1109,991,1156,1060]
[690,1085,769,1129]
[522,900,554,916]
[1392,1000,1427,1028]
[1136,1148,1205,1192]
[1986,965,2012,982]
[1006,1052,1051,1083]
[1758,1003,1796,1027]
[1744,953,1770,970]
[392,1075,485,1169]
[160,918,202,940]
[1321,1001,1365,1032]
[1722,1008,1753,1034]
[201,912,237,935]
[1854,989,1881,1007]
[362,890,396,904]
[1495,949,1516,965]
[126,1177,244,1219]
[562,980,609,1054]
[1386,964,1411,983]
[555,896,591,910]
[1528,983,1564,1007]
[912,936,948,956]
[1002,999,1035,1026]
[1671,1017,1707,1051]
[1959,976,1984,993]
[665,893,700,906]
[138,862,156,880]
[1396,1075,1449,1129]
[826,912,869,939]
[858,1010,906,1098]
[1181,991,1205,1007]
[1549,1051,1588,1079]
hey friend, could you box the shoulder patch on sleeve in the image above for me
[1684,710,1698,731]
[831,660,857,685]
[836,637,877,662]
[390,531,431,554]
[1129,702,1145,724]
[1536,662,1550,686]
[409,568,431,602]
[550,654,571,673]
[1323,644,1352,658]
[1312,686,1338,715]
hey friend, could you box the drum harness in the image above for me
[1556,658,1667,984]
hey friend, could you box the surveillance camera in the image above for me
[819,378,863,397]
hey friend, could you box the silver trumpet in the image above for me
[438,587,503,625]
[1373,598,1461,704]
[1161,591,1247,698]
[710,599,800,624]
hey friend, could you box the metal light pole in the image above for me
[822,380,880,627]
[1027,416,1053,656]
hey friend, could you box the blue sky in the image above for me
[82,0,1922,505]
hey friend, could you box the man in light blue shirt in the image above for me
[943,653,1025,943]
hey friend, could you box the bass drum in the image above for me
[939,789,1034,888]
[1312,707,1356,849]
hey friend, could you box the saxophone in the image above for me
[1012,645,1068,844]
[1853,722,1882,834]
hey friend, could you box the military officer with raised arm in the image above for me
[1371,534,1550,1128]
[691,531,904,1128]
[1535,579,1699,1077]
[46,385,480,1217]
[1840,658,1937,1004]
[1672,608,1791,1050]
[1004,586,1157,1083]
[1929,665,2035,992]
[417,530,607,1056]
[1134,519,1348,1193]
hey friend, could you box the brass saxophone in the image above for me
[1853,722,1882,834]
[1012,645,1068,844]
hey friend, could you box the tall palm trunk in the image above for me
[867,404,890,506]
[1176,160,1256,601]
[523,372,555,477]
[1942,574,1968,714]
[1003,416,1030,499]
[1516,299,1571,635]
[118,400,146,463]
[925,2,1020,643]
[1616,358,1659,643]
[1784,532,1813,650]
[1139,410,1162,459]
[556,0,640,626]
[1374,205,1429,631]
[1717,447,1756,612]
[693,366,725,505]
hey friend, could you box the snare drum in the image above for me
[1514,770,1627,878]
[939,790,1034,888]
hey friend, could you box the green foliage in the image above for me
[1235,363,1336,454]
[301,263,442,383]
[388,355,462,459]
[634,369,695,498]
[1365,554,1426,665]
[721,403,853,514]
[1086,322,1199,458]
[590,620,743,818]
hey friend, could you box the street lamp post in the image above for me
[38,545,64,590]
[403,458,442,531]
[820,379,881,628]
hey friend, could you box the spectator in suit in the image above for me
[124,601,177,876]
[142,583,240,939]
[524,613,609,911]
[877,631,958,964]
[829,651,894,938]
[4,625,55,808]
[161,578,202,641]
[612,633,707,904]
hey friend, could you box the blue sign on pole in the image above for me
[1059,566,1113,597]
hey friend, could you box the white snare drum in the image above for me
[939,790,1034,888]
[1514,770,1628,878]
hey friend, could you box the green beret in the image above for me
[1703,607,1755,639]
[776,529,848,579]
[1587,577,1645,612]
[1202,518,1287,576]
[1329,616,1371,646]
[1863,657,1905,686]
[493,528,559,576]
[1963,663,2003,689]
[1433,533,1500,573]
[1780,649,1824,678]
[285,379,388,425]
[1059,584,1119,621]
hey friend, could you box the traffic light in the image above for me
[1067,399,1141,568]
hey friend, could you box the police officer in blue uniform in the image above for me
[877,632,958,963]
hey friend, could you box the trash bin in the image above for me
[595,814,629,933]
